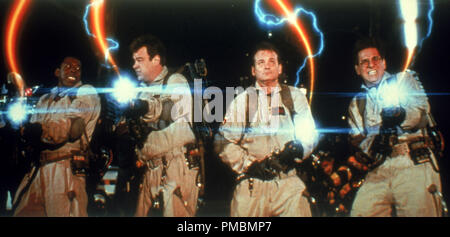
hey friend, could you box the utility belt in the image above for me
[236,168,297,197]
[40,150,90,177]
[143,151,179,169]
[390,142,410,157]
[40,151,73,165]
[146,157,164,169]
[236,169,295,183]
[407,137,434,166]
[359,137,435,170]
[143,144,200,170]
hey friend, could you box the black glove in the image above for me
[245,158,284,181]
[20,123,43,166]
[381,107,406,128]
[125,99,149,118]
[105,97,120,121]
[277,140,304,169]
[371,134,392,156]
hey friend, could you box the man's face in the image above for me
[55,57,81,87]
[132,46,161,83]
[252,49,282,85]
[355,47,386,87]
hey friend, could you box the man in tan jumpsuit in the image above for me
[130,35,199,217]
[215,42,318,217]
[348,37,443,216]
[12,57,101,216]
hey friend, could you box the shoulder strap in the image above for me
[237,92,250,145]
[238,88,258,145]
[279,83,296,123]
[152,69,176,100]
[356,93,366,121]
[162,71,172,87]
[162,67,183,87]
[353,91,367,136]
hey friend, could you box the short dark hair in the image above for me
[130,34,166,65]
[251,41,282,65]
[60,56,81,67]
[353,37,385,65]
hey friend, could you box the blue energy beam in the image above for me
[82,1,119,68]
[254,0,325,87]
[419,0,435,47]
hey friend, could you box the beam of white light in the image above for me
[399,0,418,50]
[294,114,318,148]
[112,77,137,104]
[6,99,27,125]
[399,0,419,70]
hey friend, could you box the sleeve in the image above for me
[29,93,49,124]
[141,74,195,158]
[396,71,430,131]
[140,93,162,123]
[291,88,318,158]
[214,92,258,174]
[69,85,101,140]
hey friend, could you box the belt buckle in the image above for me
[148,158,162,169]
[393,143,409,157]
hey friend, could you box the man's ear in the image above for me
[251,66,256,77]
[278,63,282,74]
[151,55,161,65]
[55,68,60,77]
[354,65,361,76]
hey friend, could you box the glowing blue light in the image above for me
[254,0,325,87]
[378,75,409,108]
[294,114,318,147]
[112,77,137,104]
[7,99,28,125]
[420,0,435,47]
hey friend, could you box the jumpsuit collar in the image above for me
[360,71,392,92]
[139,66,168,87]
[53,81,83,97]
[254,81,281,96]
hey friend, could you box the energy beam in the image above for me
[398,0,435,72]
[83,0,120,75]
[420,0,435,47]
[399,0,419,72]
[5,0,32,75]
[254,0,324,104]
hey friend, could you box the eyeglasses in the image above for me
[358,56,382,67]
[62,63,81,71]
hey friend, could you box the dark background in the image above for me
[1,0,449,216]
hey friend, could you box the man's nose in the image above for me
[133,61,139,70]
[70,67,78,73]
[368,58,377,68]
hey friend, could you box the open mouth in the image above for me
[67,76,77,81]
[368,70,377,76]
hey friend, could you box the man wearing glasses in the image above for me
[347,37,443,216]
